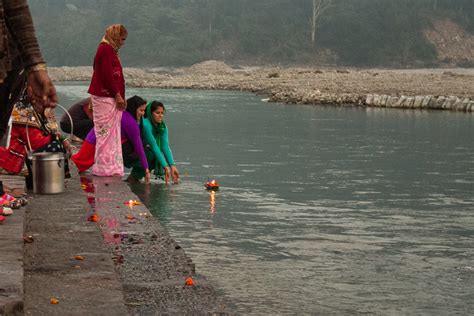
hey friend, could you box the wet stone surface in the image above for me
[0,205,24,315]
[80,175,233,314]
[23,174,128,315]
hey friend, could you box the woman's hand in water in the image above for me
[170,165,180,184]
[164,166,171,184]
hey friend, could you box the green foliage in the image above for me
[27,0,473,67]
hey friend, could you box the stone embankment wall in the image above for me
[365,94,474,111]
[268,91,474,112]
[269,91,474,112]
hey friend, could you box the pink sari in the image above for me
[90,95,124,176]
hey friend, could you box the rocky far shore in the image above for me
[49,60,474,112]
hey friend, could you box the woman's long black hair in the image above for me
[126,95,147,120]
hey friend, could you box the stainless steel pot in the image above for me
[32,152,65,194]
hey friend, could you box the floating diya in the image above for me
[205,179,220,191]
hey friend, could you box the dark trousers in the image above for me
[0,69,25,142]
[60,119,94,140]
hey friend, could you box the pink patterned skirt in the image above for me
[90,95,124,177]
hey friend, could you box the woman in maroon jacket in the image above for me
[88,24,127,176]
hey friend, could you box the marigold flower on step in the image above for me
[50,298,59,304]
[185,277,194,286]
[87,214,99,222]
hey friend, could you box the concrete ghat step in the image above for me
[0,175,27,197]
[0,206,25,315]
[81,175,233,314]
[23,174,128,315]
[0,161,233,315]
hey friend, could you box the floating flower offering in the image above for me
[205,179,220,191]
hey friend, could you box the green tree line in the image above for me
[28,0,474,67]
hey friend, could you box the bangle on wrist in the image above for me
[27,63,47,74]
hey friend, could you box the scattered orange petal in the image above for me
[185,277,194,286]
[74,255,84,260]
[50,298,59,304]
[87,214,99,222]
[126,215,136,220]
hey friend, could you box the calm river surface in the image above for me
[58,85,474,315]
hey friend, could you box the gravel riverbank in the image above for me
[49,61,474,112]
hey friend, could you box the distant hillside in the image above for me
[424,19,474,67]
[29,0,474,68]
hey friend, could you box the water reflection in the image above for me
[104,218,121,245]
[130,182,175,223]
[209,190,216,214]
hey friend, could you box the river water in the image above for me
[57,85,474,315]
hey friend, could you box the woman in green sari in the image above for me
[127,100,179,184]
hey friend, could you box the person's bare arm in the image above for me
[5,1,57,110]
